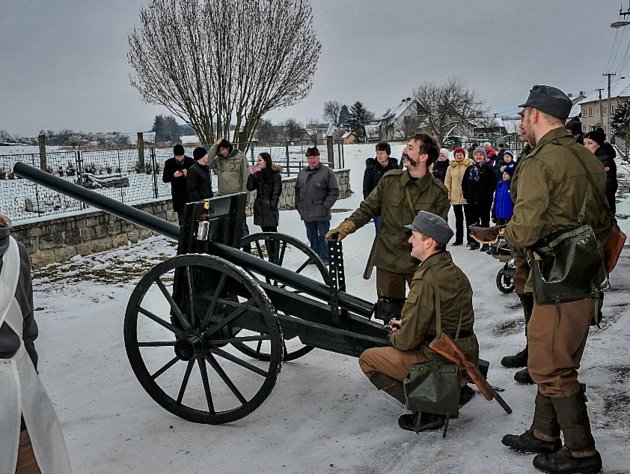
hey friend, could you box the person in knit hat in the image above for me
[444,146,473,245]
[461,146,496,250]
[187,146,214,202]
[430,148,450,183]
[492,165,514,225]
[584,128,618,213]
[162,144,194,225]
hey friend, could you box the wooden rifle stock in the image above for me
[429,333,512,414]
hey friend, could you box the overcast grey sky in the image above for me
[1,0,627,137]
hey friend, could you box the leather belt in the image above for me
[424,329,473,342]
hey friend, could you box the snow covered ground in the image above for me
[31,143,630,473]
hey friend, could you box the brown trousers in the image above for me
[16,430,41,474]
[528,297,594,398]
[359,346,425,381]
[376,268,413,299]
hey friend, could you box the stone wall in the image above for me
[13,169,351,268]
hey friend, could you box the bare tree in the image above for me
[128,0,321,150]
[413,77,484,144]
[323,101,341,125]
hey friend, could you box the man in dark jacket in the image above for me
[295,147,339,263]
[499,85,610,474]
[187,147,214,203]
[584,128,618,214]
[363,141,398,230]
[162,144,194,226]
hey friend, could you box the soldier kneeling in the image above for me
[359,211,479,431]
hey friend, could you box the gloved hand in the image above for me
[325,220,357,241]
[469,225,504,244]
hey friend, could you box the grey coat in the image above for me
[295,164,339,222]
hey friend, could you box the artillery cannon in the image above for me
[14,162,388,425]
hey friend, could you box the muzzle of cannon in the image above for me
[14,162,387,425]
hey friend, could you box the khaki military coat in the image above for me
[208,144,249,195]
[504,127,612,292]
[387,251,479,363]
[346,169,449,275]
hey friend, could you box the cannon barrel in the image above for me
[14,162,373,316]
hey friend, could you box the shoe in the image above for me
[514,368,534,384]
[468,243,480,250]
[452,241,463,246]
[480,244,489,252]
[502,430,562,454]
[398,412,445,433]
[533,446,602,473]
[501,347,528,368]
[459,385,476,407]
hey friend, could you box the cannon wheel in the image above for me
[496,265,515,294]
[124,254,283,424]
[236,232,330,362]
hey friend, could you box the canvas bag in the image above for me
[403,277,460,418]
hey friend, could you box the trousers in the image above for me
[528,297,594,398]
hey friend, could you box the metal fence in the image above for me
[1,142,343,222]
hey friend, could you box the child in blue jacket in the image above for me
[492,167,514,225]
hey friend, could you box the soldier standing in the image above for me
[326,133,449,323]
[477,85,610,474]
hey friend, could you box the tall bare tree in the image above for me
[323,101,341,125]
[128,0,321,150]
[413,77,484,144]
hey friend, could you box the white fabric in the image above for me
[0,237,72,474]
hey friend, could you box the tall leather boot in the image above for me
[501,293,533,368]
[533,391,601,473]
[502,392,561,453]
[368,373,406,405]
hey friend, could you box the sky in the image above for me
[1,0,629,137]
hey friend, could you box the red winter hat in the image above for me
[453,147,466,156]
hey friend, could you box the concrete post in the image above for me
[38,132,47,170]
[137,132,145,168]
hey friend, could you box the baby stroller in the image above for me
[488,236,515,294]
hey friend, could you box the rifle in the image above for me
[429,333,512,414]
[362,234,377,279]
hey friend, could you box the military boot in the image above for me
[501,346,528,368]
[368,373,406,405]
[533,447,602,473]
[551,390,597,455]
[398,412,445,433]
[503,392,561,454]
[514,368,534,384]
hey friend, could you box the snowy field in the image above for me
[31,143,630,473]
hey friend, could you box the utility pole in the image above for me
[596,88,605,126]
[603,72,616,134]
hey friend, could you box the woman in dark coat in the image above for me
[584,128,618,214]
[462,146,496,250]
[246,152,282,232]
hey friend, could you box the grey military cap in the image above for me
[405,211,454,245]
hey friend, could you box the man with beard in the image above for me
[326,133,449,325]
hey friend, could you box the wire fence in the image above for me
[1,141,344,222]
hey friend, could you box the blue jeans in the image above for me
[304,220,330,262]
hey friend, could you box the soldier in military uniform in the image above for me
[474,85,609,474]
[358,211,478,432]
[326,133,449,323]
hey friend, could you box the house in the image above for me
[579,83,630,135]
[378,97,423,141]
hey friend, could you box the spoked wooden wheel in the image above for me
[124,254,283,424]
[237,232,330,361]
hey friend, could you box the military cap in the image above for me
[405,211,454,245]
[518,85,572,120]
